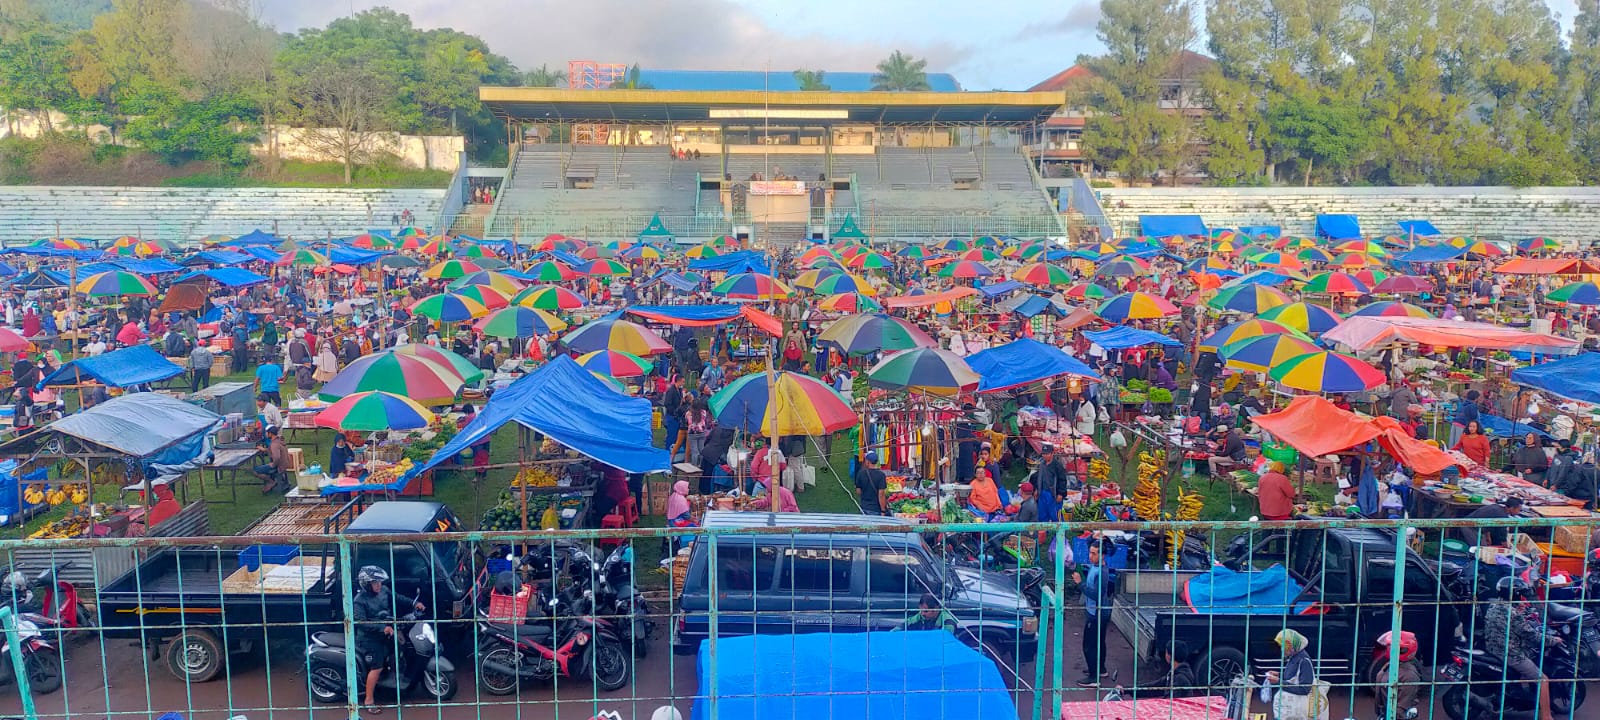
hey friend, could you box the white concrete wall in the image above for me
[1097,186,1600,242]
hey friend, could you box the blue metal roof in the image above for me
[637,69,961,92]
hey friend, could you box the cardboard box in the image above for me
[1554,524,1592,555]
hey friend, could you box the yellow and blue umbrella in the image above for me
[1269,351,1386,393]
[515,285,586,310]
[475,306,568,338]
[1218,335,1323,373]
[313,391,436,432]
[74,270,156,297]
[1206,284,1290,314]
[1199,319,1309,352]
[1547,282,1600,306]
[818,313,937,355]
[1097,292,1178,322]
[711,272,792,300]
[867,348,980,396]
[410,292,489,322]
[709,372,856,436]
[563,318,671,356]
[1257,302,1343,334]
[811,272,876,296]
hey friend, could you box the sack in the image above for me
[1269,680,1331,720]
[1097,404,1110,424]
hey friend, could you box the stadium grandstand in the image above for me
[479,67,1065,246]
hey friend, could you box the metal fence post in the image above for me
[1051,527,1065,718]
[1031,587,1056,720]
[1385,529,1408,720]
[706,533,719,720]
[0,606,35,720]
[339,538,360,720]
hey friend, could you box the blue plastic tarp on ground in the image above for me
[688,251,771,275]
[977,280,1023,298]
[1239,225,1281,238]
[968,338,1101,393]
[1139,215,1208,238]
[1185,564,1312,615]
[692,632,1015,720]
[175,267,270,288]
[1396,220,1442,237]
[42,345,183,388]
[1316,214,1362,240]
[393,356,668,492]
[1512,352,1600,404]
[1392,244,1469,264]
[1084,326,1181,350]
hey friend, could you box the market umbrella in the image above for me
[712,273,793,300]
[1246,251,1304,271]
[581,258,631,276]
[32,237,87,250]
[937,238,972,252]
[422,259,481,280]
[350,233,395,250]
[319,352,465,405]
[1206,284,1290,314]
[810,273,876,296]
[277,249,328,267]
[1063,282,1112,301]
[620,244,661,260]
[709,371,857,436]
[0,328,27,353]
[936,260,995,279]
[805,256,847,270]
[1303,272,1370,295]
[523,260,580,282]
[798,246,838,264]
[792,268,842,290]
[1269,351,1386,393]
[448,285,511,311]
[1257,302,1344,334]
[1218,334,1324,373]
[896,245,932,260]
[867,348,980,395]
[817,292,883,313]
[709,234,739,248]
[104,241,165,257]
[956,248,1001,263]
[1097,292,1178,322]
[1334,240,1387,257]
[448,271,525,295]
[1296,248,1335,263]
[1518,236,1560,253]
[685,244,720,259]
[392,345,485,385]
[818,313,937,355]
[395,226,427,238]
[1332,252,1380,269]
[313,391,436,432]
[410,292,489,322]
[1012,262,1073,287]
[1198,319,1309,352]
[1094,257,1150,278]
[576,349,654,378]
[972,235,1002,248]
[460,244,499,260]
[1546,282,1600,306]
[380,255,423,269]
[515,285,586,310]
[1274,236,1319,250]
[847,251,893,271]
[1450,237,1506,256]
[74,270,157,297]
[1372,275,1431,294]
[1350,268,1389,287]
[562,318,672,355]
[476,306,567,338]
[1350,301,1435,318]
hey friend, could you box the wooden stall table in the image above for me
[280,410,326,453]
[206,446,261,504]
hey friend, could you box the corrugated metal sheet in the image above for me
[7,501,209,592]
[148,500,211,538]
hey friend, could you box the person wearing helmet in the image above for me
[1484,577,1558,720]
[1374,630,1421,718]
[352,566,423,714]
[2,571,39,615]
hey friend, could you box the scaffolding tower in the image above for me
[567,61,629,144]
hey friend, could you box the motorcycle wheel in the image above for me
[307,665,345,704]
[1552,680,1587,715]
[589,640,631,692]
[477,647,521,696]
[1439,686,1468,720]
[421,664,457,702]
[24,647,61,695]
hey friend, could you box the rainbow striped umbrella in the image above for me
[1094,257,1150,278]
[581,258,631,277]
[74,270,157,297]
[867,348,981,396]
[1206,284,1290,314]
[711,272,793,300]
[395,226,427,238]
[1247,251,1304,271]
[1097,292,1179,322]
[577,349,654,378]
[1351,268,1389,287]
[350,233,395,250]
[459,244,499,260]
[422,259,481,280]
[897,245,933,259]
[710,371,857,436]
[576,246,615,260]
[1546,282,1600,306]
[313,391,436,432]
[621,244,661,260]
[1449,237,1506,256]
[1334,240,1387,257]
[936,260,995,278]
[792,268,842,290]
[103,241,165,257]
[1332,252,1380,269]
[973,235,1002,248]
[811,273,876,296]
[1371,275,1432,294]
[805,255,847,270]
[938,238,972,252]
[449,285,511,311]
[798,246,839,264]
[33,237,87,250]
[277,249,328,267]
[319,352,464,405]
[411,292,489,322]
[1304,272,1370,295]
[448,271,525,295]
[818,313,937,355]
[1273,236,1318,250]
[1519,236,1560,253]
[604,240,636,251]
[1296,248,1335,263]
[817,292,882,313]
[1350,301,1435,319]
[391,345,484,384]
[848,251,893,270]
[1199,319,1309,352]
[1219,334,1324,373]
[1018,243,1049,260]
[515,285,586,310]
[1064,282,1112,301]
[709,234,739,248]
[1257,302,1343,334]
[686,244,720,259]
[523,260,580,282]
[562,318,671,355]
[1012,262,1073,287]
[475,306,567,338]
[1269,351,1386,393]
[956,248,1001,263]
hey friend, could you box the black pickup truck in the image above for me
[96,501,473,683]
[1116,527,1463,686]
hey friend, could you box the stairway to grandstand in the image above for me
[489,144,699,239]
[830,147,1060,239]
[1097,186,1600,241]
[0,187,445,244]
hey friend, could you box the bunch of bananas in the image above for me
[1088,458,1111,483]
[22,486,44,505]
[1129,451,1165,519]
[28,515,88,540]
[68,485,88,504]
[1175,486,1204,521]
[365,458,414,485]
[511,465,559,488]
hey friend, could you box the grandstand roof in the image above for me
[480,87,1062,125]
[1029,51,1215,91]
[637,69,962,92]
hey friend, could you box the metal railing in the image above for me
[0,515,1595,720]
[487,211,1068,242]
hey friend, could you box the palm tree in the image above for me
[525,64,567,87]
[793,69,830,91]
[612,64,654,89]
[871,51,930,91]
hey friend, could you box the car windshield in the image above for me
[432,541,458,571]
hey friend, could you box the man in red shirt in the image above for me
[1256,461,1296,520]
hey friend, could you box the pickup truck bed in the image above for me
[97,548,339,638]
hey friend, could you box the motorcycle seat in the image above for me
[484,621,557,641]
[313,632,346,648]
[1546,602,1587,623]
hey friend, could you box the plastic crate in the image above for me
[239,544,299,570]
[1070,536,1130,570]
[487,585,531,622]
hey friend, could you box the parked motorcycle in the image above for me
[592,544,655,658]
[0,613,62,695]
[1439,639,1588,720]
[2,563,89,636]
[304,593,456,704]
[475,580,631,694]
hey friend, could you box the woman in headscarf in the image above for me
[750,475,799,513]
[1266,629,1324,720]
[665,481,694,527]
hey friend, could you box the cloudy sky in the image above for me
[262,0,1584,91]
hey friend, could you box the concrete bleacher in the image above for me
[1097,186,1600,242]
[490,144,697,238]
[832,147,1059,238]
[0,186,445,244]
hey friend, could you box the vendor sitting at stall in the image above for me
[750,475,799,513]
[329,434,356,478]
[968,467,1005,518]
[1257,461,1296,521]
[1206,427,1248,477]
[1510,433,1550,486]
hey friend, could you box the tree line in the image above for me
[1077,0,1600,187]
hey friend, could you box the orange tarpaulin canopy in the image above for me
[1252,396,1463,474]
[739,306,783,337]
[1493,258,1600,275]
[883,287,979,309]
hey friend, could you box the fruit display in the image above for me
[480,489,586,531]
[1129,450,1166,520]
[363,458,414,486]
[887,491,930,516]
[29,514,89,540]
[1088,458,1110,483]
[511,465,560,488]
[1069,498,1107,523]
[24,483,88,506]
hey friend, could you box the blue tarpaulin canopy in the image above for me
[976,280,1023,298]
[183,250,255,266]
[1479,412,1549,440]
[327,247,386,266]
[653,272,701,292]
[174,267,269,288]
[1084,325,1181,350]
[116,258,184,275]
[393,356,668,492]
[692,631,1015,720]
[1392,244,1468,264]
[1238,225,1281,238]
[625,305,743,324]
[42,345,183,388]
[1010,295,1060,318]
[1512,352,1600,404]
[688,251,771,275]
[1315,214,1362,240]
[1396,220,1441,237]
[241,246,280,263]
[1139,215,1207,238]
[224,229,280,246]
[967,338,1101,393]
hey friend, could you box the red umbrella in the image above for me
[0,328,27,353]
[1372,275,1431,294]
